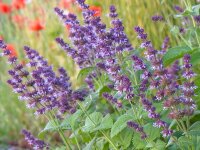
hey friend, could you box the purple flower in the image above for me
[161,128,173,137]
[182,54,196,79]
[22,129,49,150]
[174,5,183,13]
[194,15,200,25]
[102,92,122,108]
[76,0,89,9]
[0,40,79,115]
[151,15,164,22]
[109,5,118,18]
[131,55,146,71]
[161,36,169,54]
[127,121,147,139]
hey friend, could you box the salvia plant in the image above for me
[0,0,200,150]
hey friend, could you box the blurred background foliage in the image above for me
[0,0,198,148]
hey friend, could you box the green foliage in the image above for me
[77,67,95,80]
[82,112,103,133]
[163,46,198,66]
[1,0,200,149]
[110,114,134,138]
[188,121,200,136]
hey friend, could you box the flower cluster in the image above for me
[55,3,134,99]
[54,1,198,139]
[22,129,49,150]
[127,121,147,139]
[0,40,88,115]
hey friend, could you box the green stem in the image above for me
[176,119,184,131]
[186,117,190,130]
[71,127,81,150]
[77,102,118,150]
[48,113,72,150]
[180,120,187,133]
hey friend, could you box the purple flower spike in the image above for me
[102,92,122,108]
[127,121,147,139]
[76,0,89,9]
[109,5,118,18]
[174,5,183,13]
[161,128,173,137]
[151,15,164,22]
[22,129,49,150]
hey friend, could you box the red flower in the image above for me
[12,0,26,10]
[29,19,45,32]
[0,35,3,40]
[59,0,74,9]
[6,44,18,57]
[89,6,102,17]
[66,24,71,30]
[12,15,26,27]
[0,2,12,14]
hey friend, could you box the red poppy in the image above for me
[6,44,18,57]
[0,35,3,40]
[12,15,26,27]
[0,2,12,14]
[89,6,102,17]
[66,24,71,30]
[29,19,45,32]
[21,60,26,66]
[12,0,26,10]
[59,0,74,9]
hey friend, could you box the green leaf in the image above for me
[95,138,108,150]
[77,67,95,80]
[82,112,103,133]
[188,121,200,136]
[144,123,160,141]
[98,86,112,97]
[170,26,179,35]
[132,132,146,149]
[110,114,133,138]
[93,114,113,131]
[191,50,200,66]
[163,46,198,66]
[62,110,82,130]
[55,146,67,150]
[117,128,133,149]
[192,4,200,15]
[38,120,71,138]
[178,136,193,149]
[152,140,166,150]
[174,9,193,18]
[83,138,96,150]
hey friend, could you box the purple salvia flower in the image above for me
[127,121,147,139]
[109,5,133,52]
[151,15,164,22]
[102,92,122,108]
[55,37,77,59]
[109,5,118,18]
[72,88,89,101]
[131,55,146,71]
[115,75,134,99]
[194,15,200,25]
[174,5,184,13]
[22,129,49,150]
[76,0,89,9]
[1,40,77,115]
[182,54,196,79]
[160,36,169,54]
